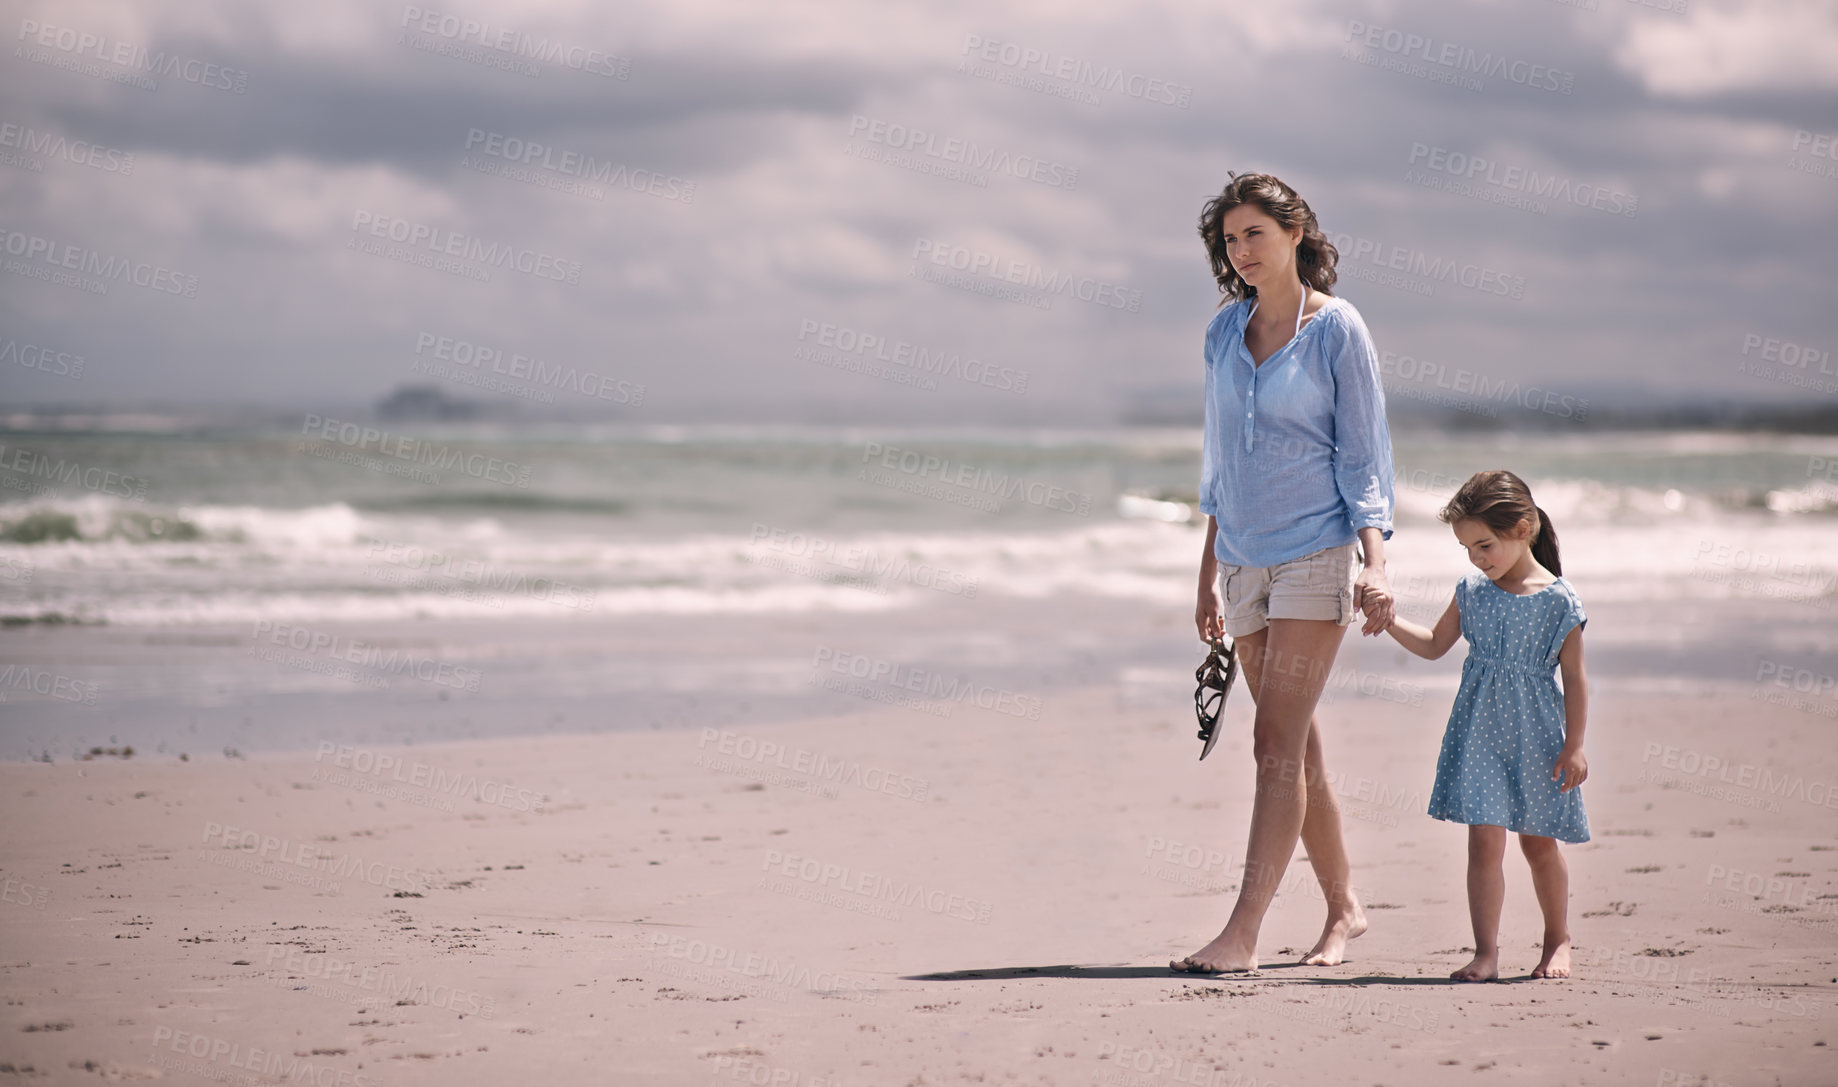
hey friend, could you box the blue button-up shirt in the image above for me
[1199,293,1395,568]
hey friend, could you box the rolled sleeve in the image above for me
[1326,308,1395,538]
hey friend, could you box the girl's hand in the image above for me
[1196,576,1224,643]
[1353,564,1394,636]
[1553,747,1588,792]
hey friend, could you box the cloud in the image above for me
[1613,0,1838,98]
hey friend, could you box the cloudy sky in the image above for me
[2,0,1835,426]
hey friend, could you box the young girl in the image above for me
[1386,470,1589,981]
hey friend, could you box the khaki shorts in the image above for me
[1216,542,1360,637]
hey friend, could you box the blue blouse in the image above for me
[1199,292,1395,568]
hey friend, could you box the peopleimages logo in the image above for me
[796,319,1027,394]
[412,331,645,405]
[846,115,1078,189]
[0,226,198,296]
[15,19,250,93]
[0,442,148,498]
[0,664,98,705]
[0,337,85,379]
[348,209,583,284]
[1327,231,1525,299]
[298,414,534,487]
[958,34,1192,109]
[1407,143,1637,217]
[249,619,484,693]
[910,238,1141,312]
[762,848,995,923]
[150,1027,375,1087]
[0,120,134,173]
[1376,351,1589,420]
[750,523,980,597]
[398,6,630,78]
[1345,20,1575,94]
[315,742,546,811]
[201,821,433,894]
[859,440,1094,516]
[462,129,695,203]
[812,646,1043,720]
[263,945,497,1017]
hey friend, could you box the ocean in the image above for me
[1,422,1833,759]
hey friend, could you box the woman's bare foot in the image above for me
[1171,930,1259,974]
[1531,936,1571,979]
[1300,902,1368,966]
[1450,951,1499,982]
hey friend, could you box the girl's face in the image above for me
[1220,204,1302,291]
[1452,517,1532,581]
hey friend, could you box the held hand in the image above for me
[1196,578,1224,644]
[1553,747,1588,792]
[1353,564,1394,636]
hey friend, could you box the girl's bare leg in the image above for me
[1520,834,1572,978]
[1173,618,1347,973]
[1455,824,1507,981]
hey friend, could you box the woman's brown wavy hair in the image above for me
[1197,172,1338,305]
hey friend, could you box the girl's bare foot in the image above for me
[1300,902,1368,966]
[1172,930,1258,974]
[1451,951,1499,981]
[1531,936,1571,979]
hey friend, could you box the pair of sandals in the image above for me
[1194,635,1237,761]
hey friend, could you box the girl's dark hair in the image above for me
[1197,172,1338,305]
[1439,470,1562,577]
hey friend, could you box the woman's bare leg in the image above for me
[1173,618,1348,973]
[1454,825,1506,981]
[1221,636,1366,963]
[1297,722,1368,965]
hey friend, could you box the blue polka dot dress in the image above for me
[1427,571,1590,843]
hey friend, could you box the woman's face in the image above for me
[1220,203,1302,291]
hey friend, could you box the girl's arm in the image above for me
[1553,626,1589,792]
[1384,593,1460,660]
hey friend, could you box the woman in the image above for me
[1172,173,1396,974]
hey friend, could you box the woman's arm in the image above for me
[1195,315,1226,644]
[1327,307,1398,636]
[1354,526,1392,635]
[1554,627,1588,792]
[1385,593,1460,660]
[1196,516,1223,642]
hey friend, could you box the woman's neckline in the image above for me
[1242,294,1335,366]
[1480,573,1565,598]
[1245,292,1337,323]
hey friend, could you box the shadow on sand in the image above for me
[904,963,1525,986]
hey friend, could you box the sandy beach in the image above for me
[2,675,1832,1085]
[6,0,1838,1078]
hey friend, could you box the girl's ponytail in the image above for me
[1531,505,1561,577]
